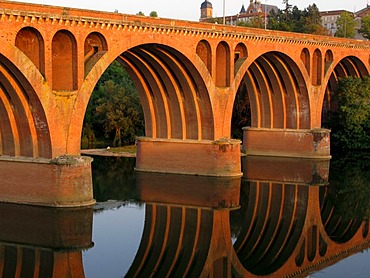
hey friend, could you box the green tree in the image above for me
[136,11,144,16]
[335,12,356,38]
[359,14,370,39]
[301,4,328,35]
[94,80,142,147]
[237,17,264,29]
[82,61,144,148]
[329,76,370,150]
[149,11,158,17]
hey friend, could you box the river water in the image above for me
[80,154,370,277]
[0,154,368,277]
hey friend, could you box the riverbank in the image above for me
[81,146,136,157]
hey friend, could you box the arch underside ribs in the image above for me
[0,55,51,158]
[126,204,213,277]
[234,182,308,275]
[243,52,310,129]
[118,44,214,141]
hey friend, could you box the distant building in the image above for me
[354,5,370,39]
[200,0,213,20]
[321,5,370,39]
[200,0,278,26]
[320,10,350,36]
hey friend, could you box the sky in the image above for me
[11,0,368,21]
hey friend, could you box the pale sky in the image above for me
[11,0,368,21]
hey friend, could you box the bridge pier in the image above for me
[0,156,95,207]
[242,128,331,159]
[135,137,242,177]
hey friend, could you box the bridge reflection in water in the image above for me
[0,204,93,277]
[0,157,369,277]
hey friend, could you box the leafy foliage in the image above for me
[149,11,158,17]
[359,14,370,39]
[267,3,327,35]
[82,61,144,148]
[335,12,356,38]
[237,17,265,29]
[327,76,370,150]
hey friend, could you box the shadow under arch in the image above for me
[235,51,310,130]
[15,27,45,76]
[0,54,52,158]
[117,43,214,140]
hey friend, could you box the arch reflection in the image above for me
[0,203,93,277]
[130,156,369,277]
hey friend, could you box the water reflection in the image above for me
[0,155,369,277]
[0,204,93,276]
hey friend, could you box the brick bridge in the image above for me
[1,1,370,206]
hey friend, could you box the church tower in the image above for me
[200,0,213,20]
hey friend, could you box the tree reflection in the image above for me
[90,156,139,203]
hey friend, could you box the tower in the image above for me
[200,0,213,20]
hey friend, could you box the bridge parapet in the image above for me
[1,1,370,50]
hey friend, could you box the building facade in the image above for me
[200,0,278,26]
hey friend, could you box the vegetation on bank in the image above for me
[323,76,370,151]
[82,61,144,148]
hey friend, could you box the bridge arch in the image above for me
[234,51,310,130]
[0,53,51,158]
[84,32,108,76]
[196,40,212,75]
[52,30,78,91]
[75,43,214,146]
[322,56,369,124]
[216,41,231,87]
[15,27,45,76]
[119,43,214,140]
[300,48,311,75]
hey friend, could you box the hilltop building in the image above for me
[200,1,370,40]
[200,0,278,26]
[200,0,213,20]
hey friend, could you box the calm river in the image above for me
[0,154,368,277]
[81,154,370,277]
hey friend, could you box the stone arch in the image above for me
[196,40,212,75]
[216,41,230,87]
[52,30,77,91]
[237,51,310,130]
[112,43,215,141]
[324,50,334,75]
[312,49,322,86]
[15,27,45,76]
[0,53,51,158]
[300,48,310,75]
[234,43,248,61]
[234,43,248,76]
[84,32,108,76]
